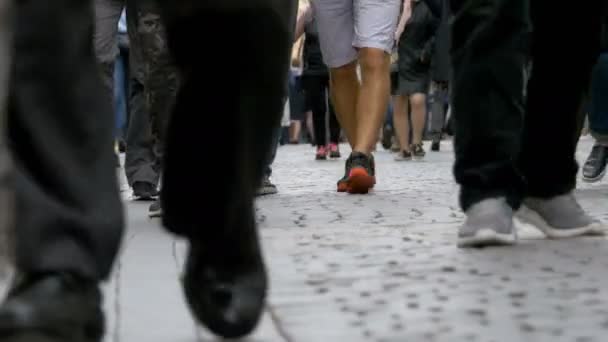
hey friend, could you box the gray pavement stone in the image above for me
[1,136,608,342]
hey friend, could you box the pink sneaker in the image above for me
[328,143,341,159]
[315,146,328,160]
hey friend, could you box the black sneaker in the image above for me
[132,182,158,201]
[256,176,278,196]
[431,139,440,152]
[411,143,426,159]
[337,156,353,192]
[582,144,608,183]
[381,125,393,150]
[0,273,104,342]
[149,199,162,218]
[347,152,375,194]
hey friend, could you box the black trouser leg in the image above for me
[304,74,329,147]
[8,0,124,280]
[124,2,160,187]
[157,0,295,239]
[518,1,604,198]
[450,0,530,211]
[0,0,13,272]
[328,99,341,144]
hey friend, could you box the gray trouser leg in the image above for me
[429,81,448,140]
[93,0,125,105]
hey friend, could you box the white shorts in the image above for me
[310,0,401,68]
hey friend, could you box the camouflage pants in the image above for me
[93,0,178,186]
[136,2,178,159]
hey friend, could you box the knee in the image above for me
[410,94,426,108]
[359,48,389,73]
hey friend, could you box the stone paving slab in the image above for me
[2,136,608,342]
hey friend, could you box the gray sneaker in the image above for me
[149,199,162,218]
[256,176,278,197]
[458,198,518,248]
[517,193,605,238]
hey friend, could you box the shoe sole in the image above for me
[394,156,412,161]
[149,210,162,218]
[315,155,327,160]
[457,228,518,248]
[582,167,607,183]
[517,205,606,238]
[347,168,375,194]
[329,153,341,159]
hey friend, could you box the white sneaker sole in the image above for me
[517,205,606,239]
[457,228,518,248]
[582,167,607,183]
[149,210,162,218]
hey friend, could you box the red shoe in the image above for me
[346,152,375,194]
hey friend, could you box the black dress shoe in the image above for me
[582,144,608,183]
[0,273,104,342]
[182,206,267,339]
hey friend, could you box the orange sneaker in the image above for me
[346,152,375,194]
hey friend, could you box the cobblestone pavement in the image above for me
[2,137,608,342]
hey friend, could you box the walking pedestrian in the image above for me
[295,5,342,161]
[310,0,401,194]
[427,0,450,152]
[582,20,608,183]
[452,0,607,247]
[0,2,296,342]
[392,0,439,161]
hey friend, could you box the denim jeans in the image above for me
[590,53,608,143]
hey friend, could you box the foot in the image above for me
[411,143,426,160]
[315,146,328,160]
[328,143,341,159]
[149,199,162,218]
[381,125,393,150]
[255,176,278,196]
[390,138,400,153]
[132,181,158,201]
[183,205,267,339]
[394,150,412,161]
[337,156,353,193]
[431,139,440,152]
[582,144,608,183]
[0,273,104,342]
[347,152,375,194]
[458,198,518,248]
[517,193,605,238]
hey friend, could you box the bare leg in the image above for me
[329,61,359,147]
[289,120,301,143]
[410,93,427,145]
[354,48,391,154]
[393,95,410,152]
